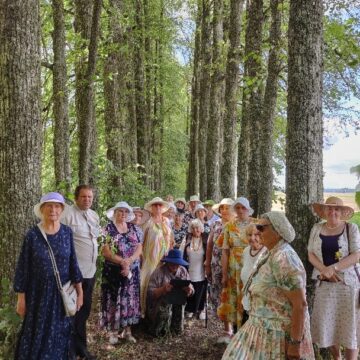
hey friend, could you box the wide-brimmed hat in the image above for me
[203,199,215,207]
[144,197,170,214]
[189,195,201,202]
[132,206,150,225]
[161,249,189,266]
[262,211,296,243]
[174,198,187,206]
[233,197,254,216]
[311,196,354,221]
[212,198,234,215]
[106,201,135,222]
[194,204,207,215]
[34,192,68,219]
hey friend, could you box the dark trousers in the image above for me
[71,276,95,357]
[185,280,207,314]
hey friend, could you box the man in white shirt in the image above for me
[62,185,99,360]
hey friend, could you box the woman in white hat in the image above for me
[308,197,360,359]
[14,192,83,359]
[140,197,174,317]
[131,207,150,227]
[100,201,143,344]
[183,195,201,225]
[205,198,234,343]
[217,197,255,335]
[194,203,211,239]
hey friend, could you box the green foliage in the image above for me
[350,211,360,227]
[354,193,360,212]
[0,278,22,360]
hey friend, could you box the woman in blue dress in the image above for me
[14,192,83,360]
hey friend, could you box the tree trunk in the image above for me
[52,0,71,194]
[206,0,224,201]
[198,0,212,200]
[257,0,282,215]
[74,0,102,185]
[0,0,42,283]
[186,0,202,198]
[220,0,245,198]
[286,0,323,276]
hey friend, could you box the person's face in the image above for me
[133,211,143,225]
[196,209,206,220]
[167,263,180,274]
[166,195,174,202]
[165,208,175,219]
[192,226,202,238]
[324,206,342,223]
[151,203,163,216]
[189,201,198,210]
[41,202,64,222]
[256,219,279,248]
[75,189,94,210]
[219,204,231,218]
[114,208,129,223]
[204,205,213,216]
[234,204,249,220]
[174,213,184,225]
[248,229,261,250]
[176,201,185,210]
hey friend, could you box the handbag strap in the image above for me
[345,222,360,283]
[37,224,63,292]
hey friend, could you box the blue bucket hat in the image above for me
[34,192,67,219]
[161,249,189,266]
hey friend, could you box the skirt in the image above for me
[311,281,360,349]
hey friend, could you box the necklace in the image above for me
[250,247,263,257]
[325,222,342,230]
[190,237,202,251]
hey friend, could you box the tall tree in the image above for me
[0,0,42,282]
[257,0,282,215]
[198,0,212,200]
[74,0,102,185]
[187,0,202,198]
[52,0,71,193]
[286,0,324,271]
[238,0,264,210]
[220,0,245,198]
[206,0,224,201]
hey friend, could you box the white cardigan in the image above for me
[307,222,360,287]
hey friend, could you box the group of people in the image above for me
[13,185,360,360]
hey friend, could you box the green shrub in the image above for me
[350,212,360,227]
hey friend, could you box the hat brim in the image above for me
[144,200,170,214]
[232,202,254,216]
[161,257,189,266]
[34,201,68,219]
[311,203,354,221]
[106,206,135,222]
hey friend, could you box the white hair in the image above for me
[188,219,204,233]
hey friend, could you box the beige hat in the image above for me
[189,195,201,202]
[144,197,170,214]
[174,198,187,206]
[311,196,354,221]
[132,207,150,225]
[212,198,234,215]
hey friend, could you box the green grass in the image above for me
[350,212,360,227]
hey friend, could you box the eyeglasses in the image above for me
[255,224,271,232]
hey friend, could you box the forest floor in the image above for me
[87,290,227,360]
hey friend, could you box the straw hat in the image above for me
[212,198,234,215]
[311,196,354,221]
[174,198,187,206]
[34,192,68,219]
[144,197,170,214]
[106,201,135,222]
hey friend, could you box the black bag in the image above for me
[102,261,129,301]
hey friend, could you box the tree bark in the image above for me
[257,0,282,215]
[220,0,245,198]
[52,0,71,194]
[0,0,42,283]
[206,0,224,201]
[74,0,102,185]
[198,0,212,200]
[286,0,324,275]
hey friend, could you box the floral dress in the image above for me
[140,217,172,315]
[222,240,314,360]
[217,219,251,328]
[100,221,143,329]
[14,225,82,360]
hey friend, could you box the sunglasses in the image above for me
[255,224,271,232]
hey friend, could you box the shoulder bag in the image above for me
[38,224,77,317]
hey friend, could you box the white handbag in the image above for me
[38,224,77,317]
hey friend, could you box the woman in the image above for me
[222,211,314,360]
[140,197,173,316]
[194,204,211,238]
[205,198,234,343]
[100,201,143,344]
[308,197,360,360]
[217,197,254,332]
[131,206,150,227]
[164,202,176,226]
[174,198,187,212]
[172,209,187,251]
[240,224,267,316]
[14,192,83,359]
[203,199,220,227]
[184,195,201,225]
[183,219,207,320]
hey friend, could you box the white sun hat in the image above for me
[212,198,235,215]
[106,201,135,222]
[144,197,170,214]
[34,192,68,219]
[233,197,254,216]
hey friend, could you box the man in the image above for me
[62,185,99,360]
[145,249,194,337]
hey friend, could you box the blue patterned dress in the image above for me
[14,224,82,360]
[100,221,143,329]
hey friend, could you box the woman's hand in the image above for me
[183,285,193,297]
[320,265,341,281]
[205,265,212,281]
[76,292,83,311]
[16,293,26,318]
[286,343,301,360]
[163,283,173,294]
[121,264,130,277]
